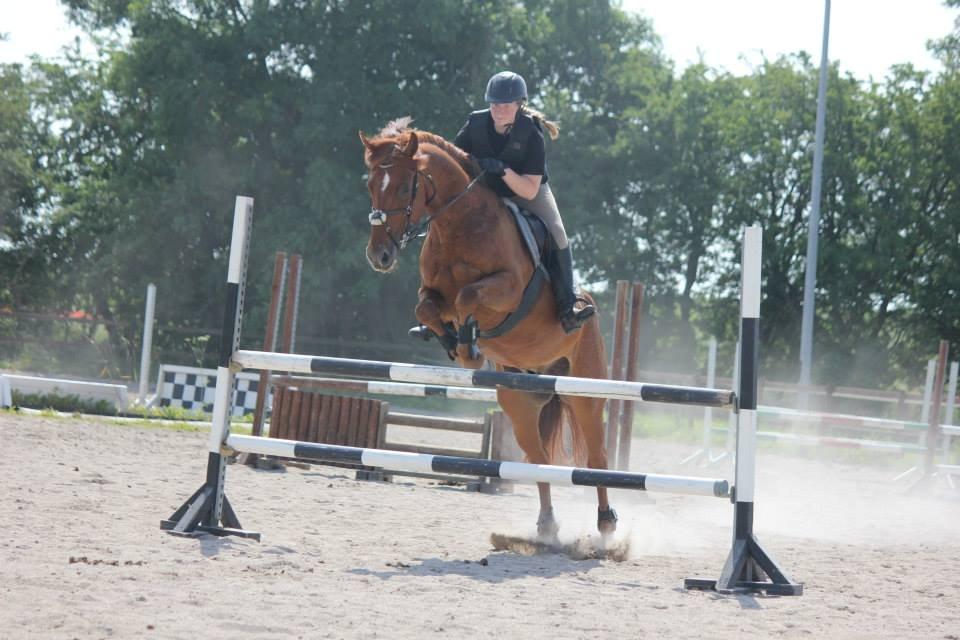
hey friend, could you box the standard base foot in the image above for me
[685,534,802,596]
[160,519,261,542]
[162,483,261,542]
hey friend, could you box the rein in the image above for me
[368,165,485,250]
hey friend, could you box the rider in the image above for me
[453,71,596,334]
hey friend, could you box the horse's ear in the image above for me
[400,131,418,157]
[359,130,374,150]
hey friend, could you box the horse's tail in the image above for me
[538,395,588,467]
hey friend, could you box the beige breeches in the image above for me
[509,183,569,250]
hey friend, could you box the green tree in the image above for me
[0,63,63,310]
[28,0,665,373]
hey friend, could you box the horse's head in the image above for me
[360,126,432,273]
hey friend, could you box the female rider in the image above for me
[453,71,595,334]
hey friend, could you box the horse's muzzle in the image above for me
[366,242,397,273]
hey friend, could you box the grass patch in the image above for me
[0,405,253,435]
[123,404,212,422]
[12,390,118,416]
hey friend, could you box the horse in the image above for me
[359,118,617,539]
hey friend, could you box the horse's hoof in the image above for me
[598,506,618,535]
[537,509,560,543]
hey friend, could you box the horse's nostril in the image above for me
[381,251,391,266]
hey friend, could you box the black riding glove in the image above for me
[477,157,507,177]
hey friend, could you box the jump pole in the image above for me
[234,350,735,406]
[269,375,499,403]
[163,197,802,595]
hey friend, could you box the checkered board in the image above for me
[152,364,265,417]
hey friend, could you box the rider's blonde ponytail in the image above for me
[521,105,560,140]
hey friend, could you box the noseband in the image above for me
[368,164,436,250]
[368,162,484,250]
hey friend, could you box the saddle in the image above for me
[501,199,552,271]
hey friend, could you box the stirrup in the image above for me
[408,324,436,341]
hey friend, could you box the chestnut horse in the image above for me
[360,119,616,539]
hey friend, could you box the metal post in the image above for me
[617,282,644,471]
[922,341,949,479]
[720,341,741,465]
[280,254,302,354]
[799,0,831,409]
[942,362,958,461]
[921,359,936,424]
[251,253,288,439]
[893,358,939,484]
[681,334,718,467]
[606,281,629,461]
[702,336,717,459]
[138,283,157,404]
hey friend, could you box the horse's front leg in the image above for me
[453,270,523,365]
[497,385,559,543]
[415,287,456,359]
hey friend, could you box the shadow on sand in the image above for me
[346,532,629,584]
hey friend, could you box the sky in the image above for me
[624,0,957,80]
[1,0,957,80]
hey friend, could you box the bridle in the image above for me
[368,161,485,250]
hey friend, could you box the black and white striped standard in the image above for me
[685,226,803,596]
[236,350,736,408]
[226,434,730,498]
[162,197,257,542]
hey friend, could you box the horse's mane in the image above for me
[370,117,478,178]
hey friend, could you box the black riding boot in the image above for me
[550,246,595,334]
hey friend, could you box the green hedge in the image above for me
[11,390,118,416]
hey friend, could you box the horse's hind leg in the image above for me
[496,387,559,541]
[567,318,618,535]
[567,395,618,535]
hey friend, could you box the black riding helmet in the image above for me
[485,71,528,104]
